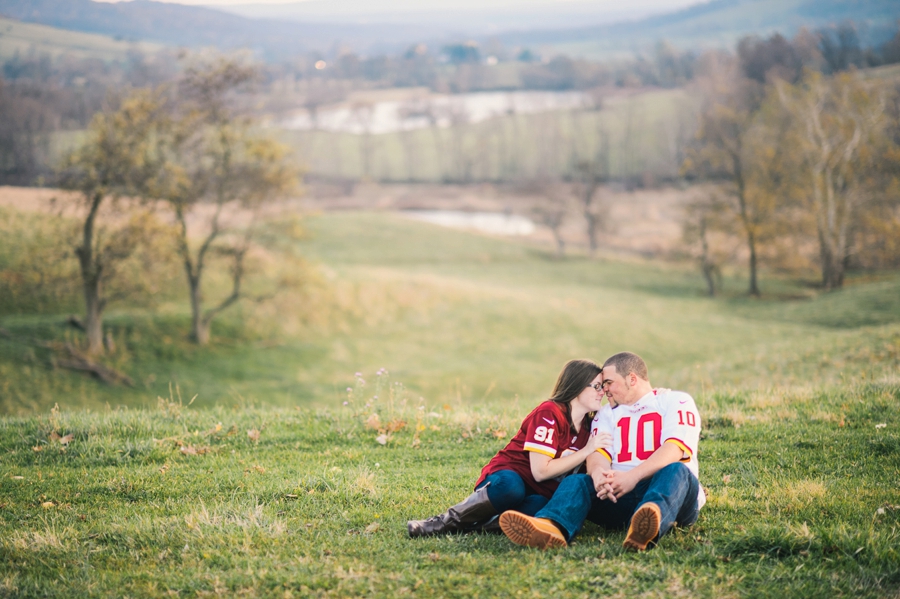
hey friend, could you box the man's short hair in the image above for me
[603,352,649,381]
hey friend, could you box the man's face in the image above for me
[600,365,630,405]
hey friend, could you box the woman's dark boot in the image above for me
[408,485,496,537]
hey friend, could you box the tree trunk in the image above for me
[699,220,716,297]
[188,273,208,344]
[734,161,761,297]
[76,192,105,355]
[551,226,566,258]
[747,228,760,297]
[83,281,104,355]
[175,205,213,346]
[585,212,598,255]
[818,229,845,290]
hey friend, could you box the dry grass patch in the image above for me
[779,480,828,510]
[9,523,70,552]
[184,502,286,537]
[349,467,379,497]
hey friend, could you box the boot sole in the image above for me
[623,503,661,551]
[499,512,567,550]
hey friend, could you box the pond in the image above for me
[280,90,591,135]
[401,210,536,236]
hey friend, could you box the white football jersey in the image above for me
[591,389,705,508]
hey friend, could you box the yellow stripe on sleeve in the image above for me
[665,438,692,461]
[597,448,612,461]
[523,442,556,458]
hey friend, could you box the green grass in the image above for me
[1,208,899,596]
[0,17,162,62]
[0,381,898,597]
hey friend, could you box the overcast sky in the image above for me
[95,0,700,10]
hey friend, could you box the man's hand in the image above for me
[592,469,617,502]
[603,469,641,500]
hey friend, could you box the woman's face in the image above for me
[572,373,605,413]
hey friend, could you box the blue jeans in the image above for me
[476,470,549,516]
[534,463,700,542]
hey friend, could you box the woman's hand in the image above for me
[586,430,612,453]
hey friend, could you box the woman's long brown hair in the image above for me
[548,359,601,429]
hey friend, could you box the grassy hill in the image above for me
[1,209,897,415]
[0,16,161,62]
[0,0,425,60]
[1,206,898,597]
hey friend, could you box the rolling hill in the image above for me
[0,0,425,59]
[500,0,900,58]
[0,15,162,61]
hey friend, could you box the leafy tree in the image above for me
[56,90,169,354]
[159,58,300,345]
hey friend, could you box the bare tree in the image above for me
[685,52,768,296]
[776,71,890,289]
[397,96,431,181]
[349,100,376,179]
[443,99,472,182]
[303,82,343,130]
[572,155,607,256]
[524,177,571,257]
[682,193,731,297]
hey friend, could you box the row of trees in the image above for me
[281,22,900,92]
[495,32,900,291]
[57,58,299,355]
[0,49,179,185]
[683,37,900,293]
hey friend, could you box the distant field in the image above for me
[276,87,695,184]
[0,17,162,62]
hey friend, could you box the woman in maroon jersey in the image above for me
[408,359,611,537]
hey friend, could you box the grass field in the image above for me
[276,88,694,184]
[1,208,899,597]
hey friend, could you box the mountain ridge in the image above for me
[1,0,898,61]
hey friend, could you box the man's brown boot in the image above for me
[499,511,567,550]
[623,502,661,551]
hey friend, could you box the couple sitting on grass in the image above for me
[408,352,704,551]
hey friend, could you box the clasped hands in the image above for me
[592,468,639,503]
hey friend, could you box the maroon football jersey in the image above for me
[475,401,593,498]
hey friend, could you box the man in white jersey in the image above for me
[499,351,703,551]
